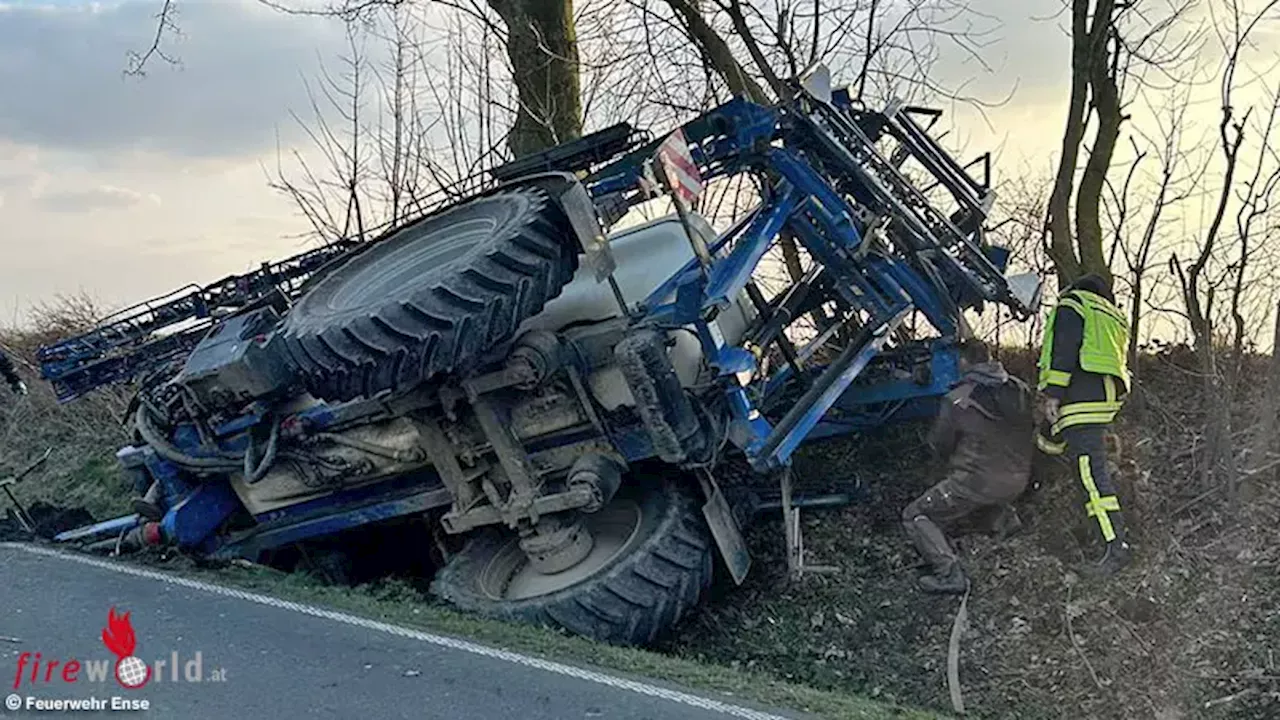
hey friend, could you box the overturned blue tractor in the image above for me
[38,65,1040,646]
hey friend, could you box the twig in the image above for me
[126,0,179,76]
[1099,605,1153,657]
[1239,456,1280,478]
[1065,585,1106,690]
[1170,485,1220,517]
[1176,666,1280,682]
[0,341,38,373]
[1199,526,1250,552]
[1204,688,1256,708]
[1175,515,1222,543]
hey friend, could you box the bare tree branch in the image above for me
[126,0,180,76]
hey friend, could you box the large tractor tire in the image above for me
[281,188,578,401]
[431,472,715,646]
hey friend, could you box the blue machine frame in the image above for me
[42,68,1035,562]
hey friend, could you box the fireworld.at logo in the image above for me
[12,606,227,690]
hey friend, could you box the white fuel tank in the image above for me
[520,213,757,410]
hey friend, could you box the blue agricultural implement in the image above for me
[36,64,1040,646]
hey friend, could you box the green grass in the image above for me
[63,455,132,518]
[151,555,945,720]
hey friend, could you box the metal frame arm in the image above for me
[38,241,358,402]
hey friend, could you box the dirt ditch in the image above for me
[0,500,95,542]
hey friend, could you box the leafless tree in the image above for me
[265,2,519,241]
[979,174,1057,351]
[267,20,375,242]
[1226,84,1280,498]
[1103,86,1206,395]
[1168,0,1280,495]
[1226,85,1280,368]
[1045,0,1203,286]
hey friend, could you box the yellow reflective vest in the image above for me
[1037,289,1131,391]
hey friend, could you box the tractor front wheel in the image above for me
[430,471,714,646]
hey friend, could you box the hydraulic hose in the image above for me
[243,418,281,484]
[134,406,242,472]
[134,405,281,481]
[312,432,422,463]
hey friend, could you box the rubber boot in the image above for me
[918,561,969,595]
[990,505,1023,541]
[905,515,968,594]
[131,481,164,521]
[1085,540,1132,578]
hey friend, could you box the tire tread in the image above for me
[282,188,577,401]
[431,476,714,646]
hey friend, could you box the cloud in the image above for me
[0,0,1082,326]
[31,184,157,211]
[0,1,348,160]
[926,0,1072,108]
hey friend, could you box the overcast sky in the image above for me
[0,0,1076,323]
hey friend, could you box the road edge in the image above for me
[1,542,945,720]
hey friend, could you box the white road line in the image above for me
[1,543,796,720]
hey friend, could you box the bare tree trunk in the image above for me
[663,0,769,103]
[1127,273,1142,372]
[1243,300,1280,498]
[1226,261,1249,507]
[779,229,805,280]
[720,0,786,99]
[488,0,583,158]
[1220,369,1239,507]
[1073,0,1119,287]
[1126,271,1146,414]
[661,0,815,288]
[1197,318,1224,491]
[1192,118,1245,492]
[854,0,880,102]
[388,12,407,224]
[1045,0,1092,284]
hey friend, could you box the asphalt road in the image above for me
[0,544,804,720]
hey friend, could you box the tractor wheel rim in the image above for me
[479,501,644,601]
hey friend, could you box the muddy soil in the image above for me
[0,500,95,542]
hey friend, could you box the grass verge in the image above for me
[131,551,946,720]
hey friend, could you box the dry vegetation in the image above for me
[12,1,1280,717]
[0,296,133,523]
[662,348,1280,719]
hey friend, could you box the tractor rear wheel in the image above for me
[281,188,578,401]
[430,471,714,646]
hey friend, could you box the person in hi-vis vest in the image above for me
[1036,273,1132,576]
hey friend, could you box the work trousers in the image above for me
[902,474,1020,571]
[1040,422,1127,545]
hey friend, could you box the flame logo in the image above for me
[101,607,150,689]
[101,607,137,659]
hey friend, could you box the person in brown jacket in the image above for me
[902,339,1035,594]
